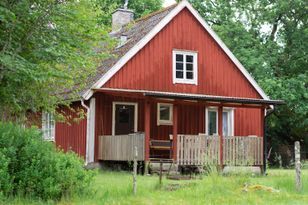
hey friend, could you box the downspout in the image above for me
[263,107,275,175]
[81,99,90,165]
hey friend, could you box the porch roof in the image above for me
[143,91,284,105]
[94,88,284,106]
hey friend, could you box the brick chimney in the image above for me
[112,7,134,32]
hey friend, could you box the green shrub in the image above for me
[0,122,94,200]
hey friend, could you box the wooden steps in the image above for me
[149,159,179,175]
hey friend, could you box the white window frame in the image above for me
[205,107,218,135]
[112,102,138,136]
[223,108,234,137]
[42,112,55,141]
[172,50,198,85]
[157,103,173,126]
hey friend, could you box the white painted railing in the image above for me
[223,136,263,166]
[177,134,263,166]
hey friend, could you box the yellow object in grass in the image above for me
[242,183,280,193]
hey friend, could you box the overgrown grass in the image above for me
[3,169,308,205]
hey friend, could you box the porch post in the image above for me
[172,103,178,161]
[218,106,223,169]
[144,99,151,173]
[260,107,265,173]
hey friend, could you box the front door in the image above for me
[114,103,136,135]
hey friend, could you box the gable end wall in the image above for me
[104,8,262,99]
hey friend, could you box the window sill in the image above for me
[173,80,198,85]
[157,121,173,126]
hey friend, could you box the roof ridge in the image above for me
[134,3,177,23]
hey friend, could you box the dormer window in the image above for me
[173,50,198,85]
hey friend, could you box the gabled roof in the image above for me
[82,0,270,101]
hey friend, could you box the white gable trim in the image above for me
[83,0,269,100]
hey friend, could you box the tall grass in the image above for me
[3,169,308,205]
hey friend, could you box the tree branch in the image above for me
[269,14,282,41]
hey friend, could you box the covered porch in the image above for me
[93,88,282,169]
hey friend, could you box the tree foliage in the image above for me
[0,122,94,200]
[0,0,162,121]
[96,0,163,26]
[0,0,113,120]
[190,0,307,153]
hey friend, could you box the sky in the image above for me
[163,0,177,7]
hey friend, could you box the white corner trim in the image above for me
[112,102,138,136]
[83,0,269,101]
[86,98,96,164]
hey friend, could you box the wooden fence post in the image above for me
[133,146,138,195]
[159,160,163,185]
[295,141,301,192]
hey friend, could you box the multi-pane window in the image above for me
[157,103,173,125]
[173,50,197,84]
[42,112,55,141]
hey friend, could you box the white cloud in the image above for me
[163,0,177,8]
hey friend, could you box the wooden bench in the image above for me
[150,139,173,159]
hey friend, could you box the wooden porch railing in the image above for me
[177,134,263,166]
[98,133,145,161]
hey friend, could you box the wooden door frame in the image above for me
[112,101,138,136]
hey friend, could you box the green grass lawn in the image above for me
[5,169,308,205]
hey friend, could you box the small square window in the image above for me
[173,50,198,84]
[157,103,173,125]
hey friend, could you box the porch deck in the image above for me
[98,134,263,166]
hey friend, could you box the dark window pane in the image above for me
[176,62,183,70]
[186,63,193,71]
[119,107,129,123]
[160,105,170,121]
[186,71,193,79]
[176,54,183,62]
[208,111,217,135]
[186,55,193,63]
[176,71,183,78]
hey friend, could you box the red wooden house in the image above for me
[40,1,282,171]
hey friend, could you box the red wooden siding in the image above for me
[55,102,87,158]
[104,8,261,99]
[93,93,263,161]
[234,108,263,136]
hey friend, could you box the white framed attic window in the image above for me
[42,112,55,141]
[157,103,173,125]
[173,50,198,85]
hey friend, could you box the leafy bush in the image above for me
[0,122,94,200]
